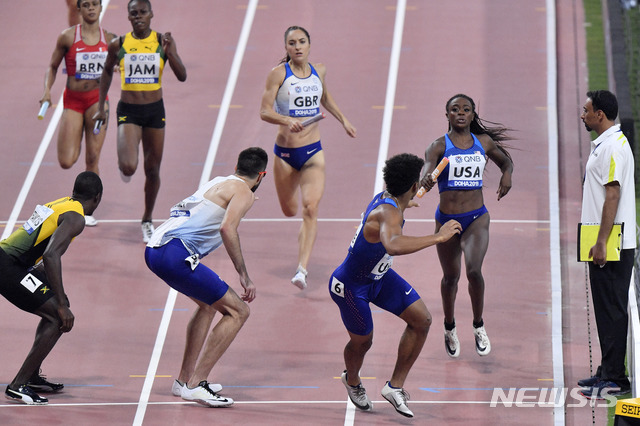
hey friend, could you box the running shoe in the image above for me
[84,215,98,227]
[577,375,600,388]
[580,380,630,400]
[27,373,64,392]
[172,379,222,396]
[340,371,372,411]
[5,385,48,405]
[181,381,233,407]
[444,327,460,358]
[291,267,307,290]
[141,221,155,243]
[474,325,491,356]
[120,170,131,183]
[381,381,413,418]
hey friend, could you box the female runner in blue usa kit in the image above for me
[419,94,513,359]
[260,25,356,290]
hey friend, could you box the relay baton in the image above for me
[301,112,325,127]
[38,101,50,120]
[417,157,449,198]
[93,119,104,135]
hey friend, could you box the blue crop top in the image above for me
[437,133,487,192]
[338,192,403,283]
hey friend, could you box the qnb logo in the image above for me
[453,154,483,163]
[489,387,618,408]
[294,85,319,93]
[82,53,106,60]
[130,54,157,62]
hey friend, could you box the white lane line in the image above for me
[545,1,564,426]
[131,1,260,425]
[372,0,406,196]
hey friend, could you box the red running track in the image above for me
[0,0,603,424]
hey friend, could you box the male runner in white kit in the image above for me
[145,147,267,407]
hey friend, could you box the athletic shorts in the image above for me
[435,205,488,234]
[144,238,229,305]
[0,249,54,313]
[274,141,322,171]
[117,99,165,129]
[63,87,104,114]
[329,268,420,336]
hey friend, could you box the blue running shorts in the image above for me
[329,268,420,336]
[145,239,229,305]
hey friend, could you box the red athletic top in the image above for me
[64,24,108,80]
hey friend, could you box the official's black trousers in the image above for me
[590,248,635,387]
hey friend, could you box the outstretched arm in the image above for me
[419,138,446,191]
[374,206,461,256]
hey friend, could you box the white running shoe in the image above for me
[444,327,460,358]
[84,215,98,227]
[340,371,372,411]
[474,325,491,356]
[172,379,221,396]
[181,381,233,407]
[291,267,307,290]
[141,221,154,243]
[381,381,413,418]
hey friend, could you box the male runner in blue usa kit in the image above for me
[329,153,461,418]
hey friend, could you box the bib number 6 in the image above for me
[331,277,345,298]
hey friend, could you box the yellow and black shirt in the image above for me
[118,31,166,92]
[0,197,84,267]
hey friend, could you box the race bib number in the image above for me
[330,277,345,298]
[23,205,54,235]
[185,253,200,271]
[368,253,393,280]
[170,197,199,218]
[288,78,321,117]
[75,51,107,79]
[124,53,160,84]
[447,152,486,188]
[20,273,43,293]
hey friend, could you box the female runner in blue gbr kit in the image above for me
[260,25,356,290]
[419,94,513,359]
